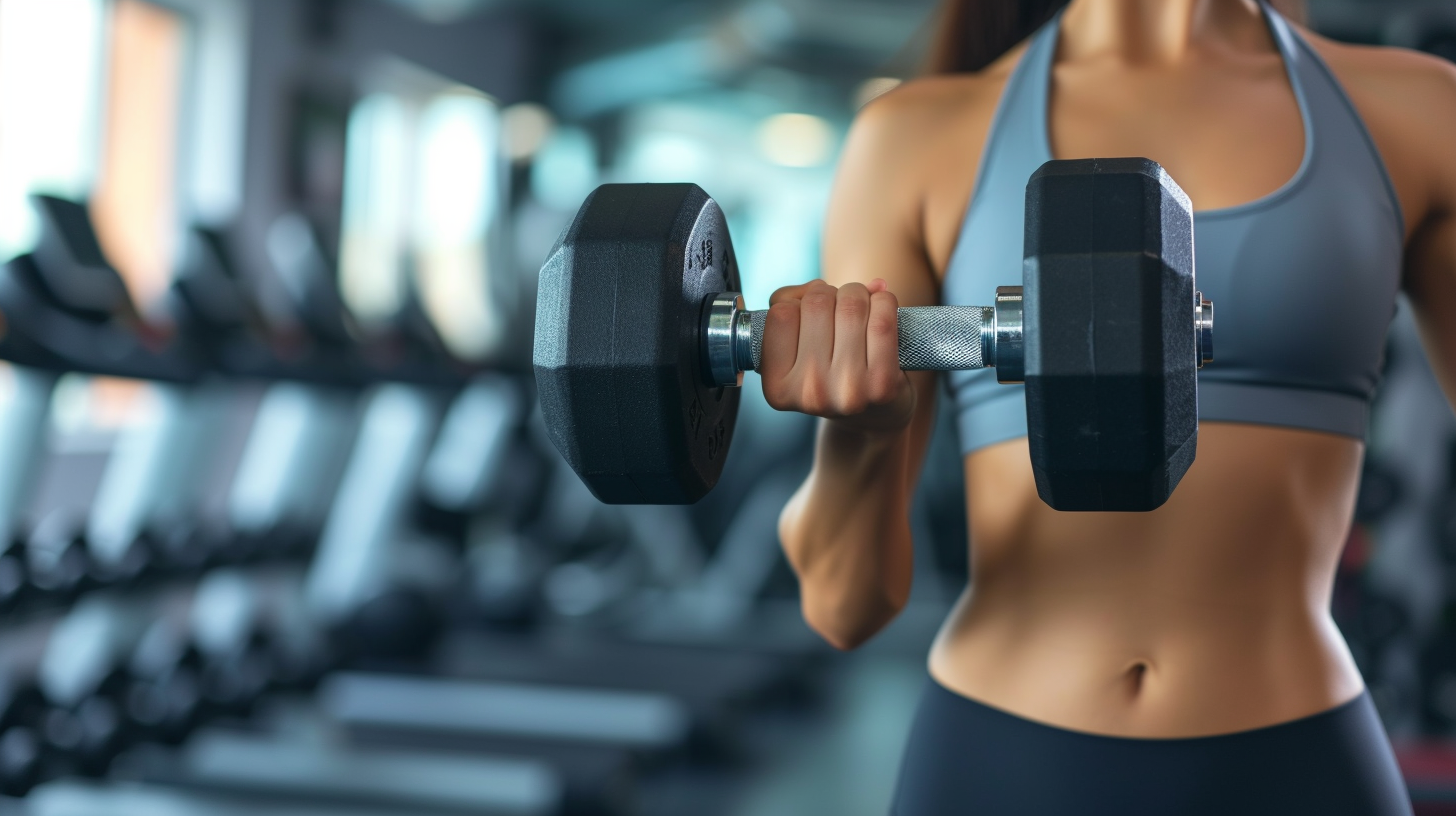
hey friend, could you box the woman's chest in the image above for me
[921,49,1424,283]
[1048,58,1306,212]
[928,46,1405,398]
[922,66,1297,270]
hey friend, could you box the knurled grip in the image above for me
[746,306,993,372]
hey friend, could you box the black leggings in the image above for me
[891,676,1412,816]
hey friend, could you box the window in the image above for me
[90,0,187,308]
[0,0,108,262]
[339,62,506,362]
[340,93,412,325]
[412,91,503,361]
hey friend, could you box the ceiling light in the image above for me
[502,102,555,163]
[756,113,833,168]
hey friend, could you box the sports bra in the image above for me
[942,2,1405,455]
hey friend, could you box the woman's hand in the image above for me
[759,278,916,435]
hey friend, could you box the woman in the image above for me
[765,0,1456,813]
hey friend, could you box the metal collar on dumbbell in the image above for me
[1195,291,1213,368]
[705,293,745,387]
[990,286,1024,384]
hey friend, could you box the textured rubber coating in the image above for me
[534,183,741,505]
[747,306,989,372]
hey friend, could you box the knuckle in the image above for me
[766,302,800,334]
[762,382,791,412]
[767,300,799,320]
[803,292,836,313]
[867,313,897,338]
[765,376,806,413]
[799,380,830,416]
[832,391,867,417]
[837,296,868,320]
[867,374,899,405]
[767,286,797,306]
[770,282,815,304]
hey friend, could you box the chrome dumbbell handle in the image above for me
[705,285,1212,388]
[703,286,1027,387]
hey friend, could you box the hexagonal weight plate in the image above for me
[1023,158,1198,512]
[534,183,741,504]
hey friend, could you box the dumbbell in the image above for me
[38,572,327,782]
[0,586,274,796]
[535,158,1214,512]
[24,514,97,604]
[0,625,53,796]
[122,612,204,746]
[106,570,329,758]
[0,536,29,614]
[22,509,163,608]
[0,600,151,790]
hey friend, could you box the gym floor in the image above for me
[1,0,1456,814]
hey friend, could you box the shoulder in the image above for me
[846,42,1026,153]
[850,46,1025,130]
[1298,29,1456,218]
[1298,32,1456,145]
[823,47,1029,278]
[845,73,1004,158]
[834,53,1022,193]
[1302,30,1456,110]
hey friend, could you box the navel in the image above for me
[1124,661,1152,698]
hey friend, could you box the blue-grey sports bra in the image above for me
[943,3,1405,454]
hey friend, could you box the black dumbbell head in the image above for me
[0,681,45,733]
[0,727,41,796]
[26,529,93,601]
[124,666,200,744]
[0,540,27,613]
[1023,158,1198,511]
[534,183,742,504]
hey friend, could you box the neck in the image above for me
[1058,0,1271,65]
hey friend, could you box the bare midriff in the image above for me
[928,422,1367,737]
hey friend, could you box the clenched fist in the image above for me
[759,278,915,434]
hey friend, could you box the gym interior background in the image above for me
[0,0,1454,813]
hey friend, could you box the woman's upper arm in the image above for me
[817,85,961,481]
[820,89,941,307]
[1397,57,1456,404]
[1407,211,1456,403]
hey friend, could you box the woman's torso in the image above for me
[901,4,1430,737]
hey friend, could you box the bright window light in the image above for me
[0,0,107,261]
[413,91,503,361]
[340,93,412,326]
[415,92,499,247]
[90,0,188,308]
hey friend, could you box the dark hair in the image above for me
[926,0,1309,74]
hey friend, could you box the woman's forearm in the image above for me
[779,418,917,649]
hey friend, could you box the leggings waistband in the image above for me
[891,676,1411,816]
